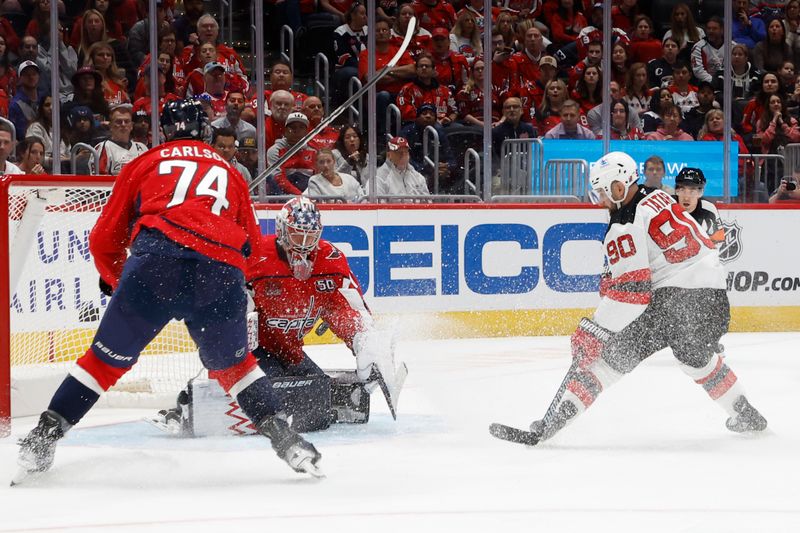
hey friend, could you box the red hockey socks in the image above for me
[681,352,744,416]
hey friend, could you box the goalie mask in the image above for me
[276,197,323,280]
[588,151,639,209]
[160,98,210,141]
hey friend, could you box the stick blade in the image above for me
[489,422,541,446]
[373,362,408,420]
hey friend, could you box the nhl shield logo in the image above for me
[718,219,742,264]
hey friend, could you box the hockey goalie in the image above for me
[150,197,408,437]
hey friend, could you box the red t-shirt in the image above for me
[89,140,260,288]
[359,45,414,94]
[411,0,458,31]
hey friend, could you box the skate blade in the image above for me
[296,457,325,479]
[10,467,44,486]
[143,415,183,436]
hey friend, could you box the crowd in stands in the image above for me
[1,0,799,202]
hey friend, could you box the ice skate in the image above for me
[146,408,185,436]
[529,399,578,442]
[12,411,69,486]
[258,415,323,477]
[726,396,767,433]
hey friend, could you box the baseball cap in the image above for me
[203,61,225,74]
[416,103,437,116]
[71,65,102,86]
[387,136,409,151]
[539,55,558,68]
[431,27,450,39]
[67,105,93,127]
[17,60,39,76]
[592,2,603,9]
[285,112,309,127]
[238,130,257,150]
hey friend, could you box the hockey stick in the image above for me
[249,17,418,193]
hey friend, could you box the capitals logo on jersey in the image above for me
[718,220,743,264]
[265,296,323,339]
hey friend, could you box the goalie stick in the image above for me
[489,359,580,446]
[249,16,418,193]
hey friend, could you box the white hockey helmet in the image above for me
[588,151,639,208]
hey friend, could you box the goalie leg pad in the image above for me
[270,373,333,432]
[328,370,370,424]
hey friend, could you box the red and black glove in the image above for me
[570,318,613,369]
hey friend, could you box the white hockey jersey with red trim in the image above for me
[594,188,726,332]
[91,139,149,176]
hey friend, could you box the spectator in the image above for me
[264,89,295,148]
[0,34,16,99]
[236,130,258,183]
[602,99,645,140]
[26,93,69,171]
[400,103,458,193]
[127,1,170,68]
[64,66,109,124]
[641,87,673,133]
[450,9,482,62]
[537,78,569,135]
[456,59,500,128]
[458,0,500,34]
[267,112,317,195]
[0,9,20,55]
[17,36,38,65]
[303,96,340,151]
[683,81,720,139]
[611,0,640,33]
[24,0,56,40]
[647,37,680,90]
[368,136,430,196]
[411,0,457,33]
[779,61,796,96]
[131,108,151,147]
[732,0,766,49]
[196,62,227,119]
[184,42,219,97]
[332,2,367,105]
[396,53,457,125]
[91,104,148,175]
[641,155,673,193]
[494,11,516,48]
[568,40,602,89]
[786,0,800,38]
[645,101,694,140]
[210,126,251,182]
[491,96,536,158]
[431,28,469,95]
[713,42,760,101]
[690,17,725,83]
[512,26,545,89]
[543,99,596,139]
[9,60,40,138]
[173,0,205,49]
[63,106,99,167]
[610,41,629,87]
[663,2,705,52]
[550,0,589,49]
[391,3,432,60]
[211,90,256,138]
[623,62,651,120]
[629,15,662,65]
[182,13,246,82]
[71,0,124,49]
[571,65,602,115]
[131,65,180,116]
[755,93,800,154]
[587,80,642,135]
[668,60,699,115]
[74,9,133,88]
[16,136,45,174]
[86,41,129,106]
[134,52,182,100]
[489,29,519,115]
[698,108,751,179]
[319,0,358,25]
[0,120,21,174]
[741,72,782,136]
[333,124,369,185]
[532,55,560,109]
[304,149,364,202]
[35,19,78,103]
[244,59,307,123]
[769,177,800,203]
[753,19,793,73]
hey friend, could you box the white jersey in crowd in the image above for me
[303,172,364,203]
[0,160,23,174]
[369,160,430,196]
[594,188,726,332]
[91,139,149,176]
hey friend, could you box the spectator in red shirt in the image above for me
[550,0,589,49]
[0,10,20,54]
[490,29,519,115]
[70,0,124,48]
[181,14,247,82]
[531,55,560,109]
[512,26,545,90]
[411,0,457,33]
[267,111,318,194]
[611,0,640,33]
[392,3,432,60]
[396,53,457,125]
[629,15,662,65]
[303,96,341,151]
[430,28,469,95]
[741,72,782,136]
[537,78,569,135]
[568,39,602,89]
[264,90,294,148]
[132,66,180,116]
[455,59,500,128]
[86,41,130,107]
[0,35,16,99]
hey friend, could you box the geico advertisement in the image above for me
[8,206,798,333]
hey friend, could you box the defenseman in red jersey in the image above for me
[13,100,322,484]
[492,152,767,445]
[151,197,408,437]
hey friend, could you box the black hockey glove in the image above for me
[99,277,114,297]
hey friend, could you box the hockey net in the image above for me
[1,175,205,436]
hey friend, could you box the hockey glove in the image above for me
[353,329,408,419]
[98,277,114,297]
[570,318,613,369]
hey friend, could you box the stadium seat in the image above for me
[699,0,726,23]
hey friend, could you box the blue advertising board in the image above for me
[541,140,739,197]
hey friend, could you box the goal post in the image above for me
[1,175,204,437]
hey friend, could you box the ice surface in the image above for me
[1,333,799,532]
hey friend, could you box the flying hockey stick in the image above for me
[249,16,418,193]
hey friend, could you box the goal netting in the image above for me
[1,176,206,435]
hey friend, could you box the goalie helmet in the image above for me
[160,98,210,141]
[589,151,639,209]
[275,197,323,280]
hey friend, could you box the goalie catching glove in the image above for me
[353,329,408,419]
[570,318,614,369]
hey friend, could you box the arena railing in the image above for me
[348,77,363,131]
[386,104,402,139]
[314,53,331,114]
[254,194,482,204]
[464,148,482,196]
[422,125,441,194]
[541,159,590,199]
[781,143,800,179]
[499,138,544,195]
[69,143,100,176]
[280,25,295,75]
[490,195,582,203]
[738,153,783,203]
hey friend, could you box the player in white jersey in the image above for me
[525,152,767,443]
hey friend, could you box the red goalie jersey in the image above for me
[247,235,371,366]
[594,188,727,332]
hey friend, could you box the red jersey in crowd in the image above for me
[396,78,457,122]
[132,93,181,116]
[411,0,458,32]
[455,84,501,123]
[432,51,470,94]
[89,140,260,289]
[308,125,341,151]
[247,236,370,366]
[359,45,414,94]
